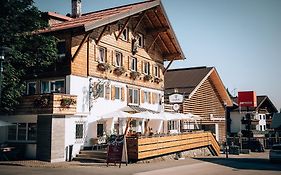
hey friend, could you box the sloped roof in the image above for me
[39,0,184,61]
[232,96,278,113]
[164,66,233,106]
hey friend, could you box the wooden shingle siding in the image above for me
[70,21,164,91]
[183,77,225,120]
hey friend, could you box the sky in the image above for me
[34,0,281,111]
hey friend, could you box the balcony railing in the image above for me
[15,93,77,115]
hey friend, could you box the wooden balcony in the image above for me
[15,93,77,115]
[126,131,220,161]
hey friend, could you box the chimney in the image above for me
[72,0,81,18]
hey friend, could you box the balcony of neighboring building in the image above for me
[15,78,77,115]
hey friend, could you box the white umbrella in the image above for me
[158,112,182,120]
[97,110,131,120]
[0,120,14,127]
[131,111,161,120]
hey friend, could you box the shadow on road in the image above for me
[194,157,281,171]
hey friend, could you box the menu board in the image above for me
[106,135,127,168]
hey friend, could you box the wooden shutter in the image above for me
[148,92,151,104]
[121,87,125,101]
[94,45,98,62]
[111,85,115,100]
[152,93,155,104]
[141,90,144,104]
[105,84,110,100]
[111,50,114,66]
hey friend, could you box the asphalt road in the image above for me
[0,152,280,175]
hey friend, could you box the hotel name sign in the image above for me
[169,93,184,104]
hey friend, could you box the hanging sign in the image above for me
[169,93,184,103]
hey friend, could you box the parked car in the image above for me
[242,140,264,152]
[269,144,281,163]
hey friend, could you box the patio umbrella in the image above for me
[0,120,14,127]
[97,110,131,121]
[131,111,160,120]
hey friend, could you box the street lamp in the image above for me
[0,46,11,105]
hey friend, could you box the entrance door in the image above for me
[97,124,104,137]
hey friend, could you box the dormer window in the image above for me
[121,27,128,41]
[98,46,106,63]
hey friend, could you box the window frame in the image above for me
[115,51,123,67]
[115,86,121,100]
[97,83,105,98]
[128,88,139,105]
[98,46,107,63]
[143,91,149,103]
[154,65,159,77]
[131,57,137,72]
[168,120,178,130]
[144,62,150,75]
[40,79,65,94]
[57,40,66,59]
[75,123,85,140]
[27,81,37,95]
[8,123,37,142]
[120,27,129,41]
[137,33,144,48]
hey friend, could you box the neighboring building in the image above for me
[230,96,278,137]
[164,66,233,143]
[0,0,185,162]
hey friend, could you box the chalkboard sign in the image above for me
[106,135,127,168]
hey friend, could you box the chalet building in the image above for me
[229,95,278,137]
[164,67,233,143]
[0,0,185,162]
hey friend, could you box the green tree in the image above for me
[0,0,58,113]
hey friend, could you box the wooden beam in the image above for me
[115,17,131,41]
[72,32,90,61]
[147,33,160,51]
[163,52,181,60]
[94,25,108,45]
[163,58,175,74]
[132,12,146,34]
[146,27,169,35]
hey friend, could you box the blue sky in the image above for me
[34,0,281,110]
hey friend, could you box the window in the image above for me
[137,33,144,48]
[144,62,150,75]
[57,40,66,59]
[168,120,178,130]
[115,86,121,100]
[115,51,123,67]
[27,82,36,95]
[154,65,159,77]
[131,57,137,71]
[143,91,149,103]
[75,123,84,139]
[128,88,139,105]
[97,84,105,98]
[97,124,104,137]
[8,123,37,141]
[98,46,106,63]
[260,125,263,131]
[264,125,266,130]
[41,79,65,94]
[121,27,128,41]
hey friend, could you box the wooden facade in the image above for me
[126,131,220,161]
[164,67,233,143]
[15,93,77,115]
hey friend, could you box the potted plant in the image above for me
[97,62,111,71]
[113,66,126,76]
[154,77,163,84]
[143,74,152,81]
[60,97,76,107]
[130,71,141,80]
[34,95,50,108]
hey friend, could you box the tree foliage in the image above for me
[0,0,58,113]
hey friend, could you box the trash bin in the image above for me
[68,145,73,162]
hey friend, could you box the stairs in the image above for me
[73,149,107,163]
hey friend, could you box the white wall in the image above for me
[230,111,245,133]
